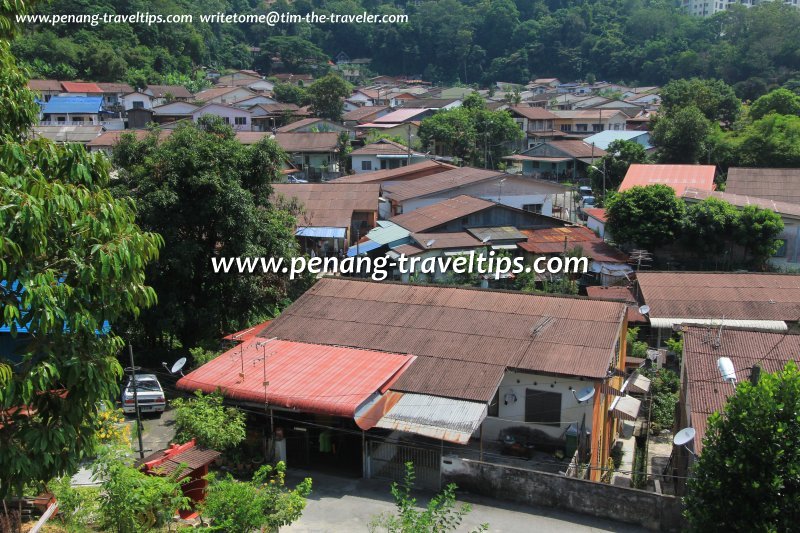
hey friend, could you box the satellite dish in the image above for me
[425,239,436,248]
[162,357,187,376]
[573,386,595,403]
[717,357,737,383]
[638,305,650,316]
[482,235,491,243]
[673,427,696,447]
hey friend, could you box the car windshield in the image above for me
[583,197,596,205]
[128,379,160,392]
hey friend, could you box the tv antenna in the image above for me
[162,357,187,376]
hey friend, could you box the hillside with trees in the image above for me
[11,0,800,98]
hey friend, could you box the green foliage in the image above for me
[660,78,741,124]
[261,36,329,74]
[735,204,785,268]
[588,139,647,194]
[651,105,713,163]
[643,368,679,434]
[189,346,220,369]
[273,82,308,106]
[606,185,686,251]
[627,327,648,359]
[369,462,487,533]
[418,94,521,168]
[1,34,161,497]
[685,362,800,532]
[92,450,189,533]
[712,113,800,168]
[664,332,684,364]
[172,391,246,451]
[682,197,741,256]
[111,119,302,347]
[200,462,312,532]
[749,88,800,120]
[306,73,353,121]
[51,475,101,530]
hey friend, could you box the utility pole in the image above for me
[128,344,145,460]
[407,123,412,165]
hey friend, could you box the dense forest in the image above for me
[12,0,800,98]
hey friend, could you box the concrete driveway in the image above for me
[283,469,647,533]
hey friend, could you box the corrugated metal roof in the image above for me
[510,106,558,120]
[382,168,504,202]
[649,317,787,331]
[682,188,800,218]
[365,222,410,245]
[272,183,379,228]
[61,81,103,93]
[638,272,800,323]
[257,278,625,400]
[273,132,340,153]
[347,239,383,256]
[467,226,527,241]
[410,232,484,250]
[583,130,651,150]
[27,79,62,92]
[176,338,414,418]
[374,393,487,444]
[726,168,800,205]
[519,226,628,262]
[373,108,429,123]
[32,125,105,143]
[333,160,456,184]
[296,226,347,238]
[620,164,715,196]
[390,195,495,232]
[684,326,800,452]
[42,96,103,114]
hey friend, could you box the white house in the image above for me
[192,104,253,131]
[350,139,426,173]
[122,91,153,111]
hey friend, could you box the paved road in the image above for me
[283,469,646,533]
[123,407,177,457]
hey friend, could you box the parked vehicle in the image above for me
[577,186,593,199]
[579,195,596,209]
[121,373,166,416]
[287,175,308,184]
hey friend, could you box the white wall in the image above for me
[123,94,153,111]
[482,370,596,441]
[587,216,605,239]
[403,193,554,217]
[353,155,379,173]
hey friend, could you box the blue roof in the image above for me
[346,239,383,257]
[583,130,651,151]
[42,96,104,115]
[296,227,347,239]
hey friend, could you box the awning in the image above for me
[502,155,571,163]
[296,227,346,239]
[373,393,488,444]
[346,239,382,257]
[491,244,518,250]
[628,372,651,394]
[377,154,415,159]
[649,317,788,332]
[610,395,641,422]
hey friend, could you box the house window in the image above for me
[234,116,247,125]
[361,160,372,171]
[223,117,230,124]
[73,116,84,123]
[523,203,543,214]
[57,116,65,123]
[525,389,561,425]
[576,124,588,132]
[592,124,604,132]
[132,101,144,109]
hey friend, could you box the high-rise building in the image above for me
[682,0,798,17]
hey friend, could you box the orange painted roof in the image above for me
[619,164,715,196]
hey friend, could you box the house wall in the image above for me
[587,216,606,239]
[123,94,153,111]
[555,115,627,133]
[352,154,427,174]
[441,457,684,532]
[767,219,800,267]
[193,106,252,131]
[42,113,101,125]
[482,371,595,442]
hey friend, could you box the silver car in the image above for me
[121,374,166,416]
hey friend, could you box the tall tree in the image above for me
[660,78,741,125]
[735,204,784,269]
[685,362,800,532]
[0,6,162,496]
[651,105,712,164]
[605,185,685,251]
[682,197,740,256]
[305,73,353,121]
[112,118,302,348]
[587,139,647,195]
[749,88,800,120]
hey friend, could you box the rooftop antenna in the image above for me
[673,427,696,456]
[425,239,436,248]
[713,315,725,348]
[572,386,595,404]
[162,357,187,376]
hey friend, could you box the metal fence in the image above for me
[367,439,441,491]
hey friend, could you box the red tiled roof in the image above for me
[271,183,379,228]
[683,326,800,452]
[176,338,415,418]
[510,106,557,120]
[86,129,173,147]
[256,278,626,399]
[519,226,627,262]
[333,160,456,184]
[619,164,715,196]
[389,195,495,233]
[637,272,800,321]
[61,81,103,93]
[582,207,607,223]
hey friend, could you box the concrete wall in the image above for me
[441,457,684,532]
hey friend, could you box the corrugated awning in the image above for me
[346,239,382,257]
[610,395,641,422]
[373,393,488,444]
[649,317,788,332]
[296,227,346,239]
[628,372,651,394]
[491,244,518,250]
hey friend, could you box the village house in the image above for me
[96,82,133,109]
[682,188,800,267]
[552,110,628,135]
[27,79,62,101]
[271,183,380,251]
[504,140,606,181]
[277,117,352,136]
[193,86,258,105]
[40,95,106,126]
[273,132,342,181]
[191,104,252,131]
[333,159,457,184]
[121,91,153,111]
[341,105,392,127]
[635,272,800,346]
[619,164,716,196]
[380,167,568,218]
[230,94,278,109]
[674,326,799,494]
[583,208,609,240]
[60,81,104,96]
[507,106,559,149]
[583,130,652,151]
[145,84,193,106]
[31,124,104,144]
[177,277,632,487]
[350,139,426,173]
[151,101,199,125]
[249,103,309,131]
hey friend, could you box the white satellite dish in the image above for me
[673,427,696,447]
[717,357,737,383]
[425,239,436,248]
[638,305,650,316]
[162,357,187,376]
[573,386,595,403]
[481,235,491,243]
